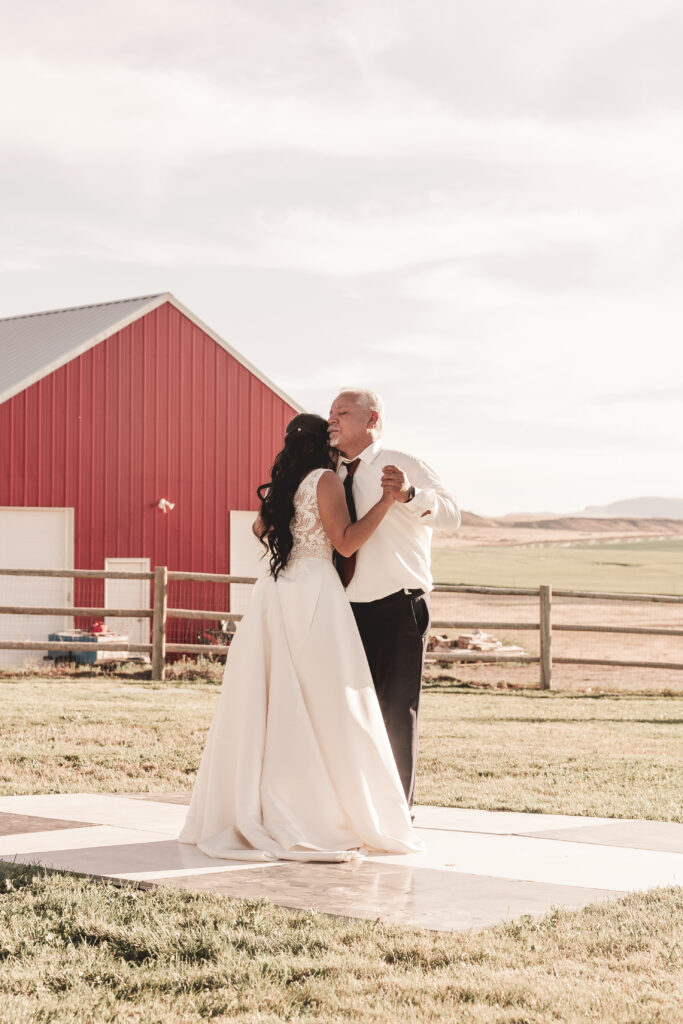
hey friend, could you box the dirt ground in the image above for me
[440,512,683,548]
[428,591,683,693]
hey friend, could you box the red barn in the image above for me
[0,293,302,663]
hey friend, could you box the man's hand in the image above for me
[381,465,413,502]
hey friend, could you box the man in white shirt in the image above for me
[328,388,460,807]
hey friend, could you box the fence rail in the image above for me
[1,567,682,686]
[0,640,152,653]
[0,568,154,580]
[0,606,154,619]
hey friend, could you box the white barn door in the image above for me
[0,507,74,669]
[229,511,266,617]
[104,558,151,651]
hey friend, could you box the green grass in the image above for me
[432,539,683,594]
[1,678,681,821]
[419,684,683,820]
[1,861,681,1023]
[1,678,682,1021]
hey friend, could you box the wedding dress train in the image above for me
[178,467,422,862]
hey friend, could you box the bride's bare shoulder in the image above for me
[316,468,342,490]
[316,468,344,501]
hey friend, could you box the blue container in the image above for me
[47,631,97,664]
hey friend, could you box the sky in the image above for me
[1,0,682,515]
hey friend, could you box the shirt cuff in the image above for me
[404,487,435,517]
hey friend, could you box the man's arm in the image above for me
[382,456,461,530]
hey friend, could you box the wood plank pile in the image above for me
[428,629,525,656]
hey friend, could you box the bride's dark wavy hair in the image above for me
[256,413,334,579]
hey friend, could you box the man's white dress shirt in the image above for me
[338,440,460,603]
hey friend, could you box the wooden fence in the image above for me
[1,568,682,688]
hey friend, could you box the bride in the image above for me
[178,413,422,862]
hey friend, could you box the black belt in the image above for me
[351,588,424,608]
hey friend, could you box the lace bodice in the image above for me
[289,468,334,562]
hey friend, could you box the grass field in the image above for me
[2,678,681,821]
[432,538,683,595]
[1,677,682,1022]
[1,860,681,1024]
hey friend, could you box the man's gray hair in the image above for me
[336,388,384,432]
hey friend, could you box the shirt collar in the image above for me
[353,439,384,465]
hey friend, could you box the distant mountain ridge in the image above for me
[450,507,683,547]
[577,497,683,520]
[459,509,683,533]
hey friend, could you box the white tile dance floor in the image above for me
[1,793,681,931]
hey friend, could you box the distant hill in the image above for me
[460,510,498,527]
[444,508,683,548]
[458,510,683,535]
[577,497,683,520]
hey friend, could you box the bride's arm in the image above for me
[317,471,395,557]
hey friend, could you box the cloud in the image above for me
[1,0,681,514]
[378,0,683,120]
[594,386,683,405]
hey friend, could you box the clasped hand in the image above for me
[380,464,412,503]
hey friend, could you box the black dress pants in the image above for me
[351,589,431,807]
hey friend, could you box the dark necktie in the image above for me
[335,458,360,588]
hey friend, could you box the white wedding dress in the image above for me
[178,467,422,862]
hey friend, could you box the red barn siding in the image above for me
[0,302,297,633]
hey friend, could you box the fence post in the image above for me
[152,565,168,681]
[539,584,552,690]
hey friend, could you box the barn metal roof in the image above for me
[0,293,304,411]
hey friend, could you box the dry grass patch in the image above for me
[1,678,681,822]
[432,538,683,595]
[0,676,215,797]
[417,685,683,821]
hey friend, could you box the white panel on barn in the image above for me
[229,511,267,617]
[104,557,151,656]
[0,507,74,668]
